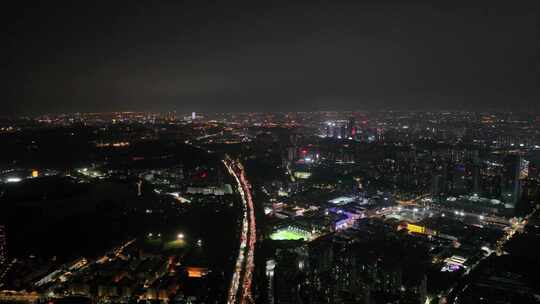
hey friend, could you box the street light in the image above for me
[177,233,184,240]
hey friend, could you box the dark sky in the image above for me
[5,1,540,116]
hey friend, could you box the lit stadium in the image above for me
[270,226,312,241]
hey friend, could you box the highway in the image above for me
[224,158,256,304]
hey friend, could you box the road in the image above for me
[445,208,536,304]
[224,158,256,304]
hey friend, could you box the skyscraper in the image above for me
[431,174,444,197]
[347,116,356,139]
[472,165,481,194]
[502,154,522,208]
[0,225,6,267]
[322,120,349,139]
[472,150,481,195]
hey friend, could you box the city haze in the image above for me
[5,1,540,116]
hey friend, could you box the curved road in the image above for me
[224,158,256,304]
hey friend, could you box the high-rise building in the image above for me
[0,225,6,267]
[321,120,349,139]
[472,165,481,194]
[266,259,276,304]
[472,150,481,195]
[519,158,530,180]
[431,174,444,197]
[286,146,297,163]
[502,154,522,208]
[347,116,356,139]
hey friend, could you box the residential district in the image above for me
[1,111,540,303]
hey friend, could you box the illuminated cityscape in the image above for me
[3,1,540,303]
[0,111,539,303]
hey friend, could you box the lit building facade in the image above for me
[0,225,6,267]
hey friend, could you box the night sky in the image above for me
[5,1,540,116]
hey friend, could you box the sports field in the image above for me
[270,228,310,241]
[164,239,187,251]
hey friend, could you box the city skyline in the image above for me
[1,110,540,303]
[3,2,540,303]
